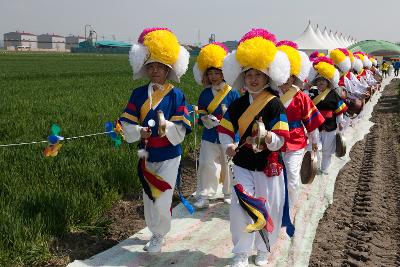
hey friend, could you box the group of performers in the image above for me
[118,27,383,267]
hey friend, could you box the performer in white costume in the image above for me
[274,41,325,208]
[218,28,294,267]
[192,42,240,209]
[307,57,348,174]
[119,27,191,253]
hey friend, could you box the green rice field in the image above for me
[0,52,202,266]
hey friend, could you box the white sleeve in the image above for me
[366,72,377,85]
[201,115,220,129]
[336,113,345,124]
[121,121,142,143]
[165,120,186,146]
[308,129,319,144]
[266,132,285,151]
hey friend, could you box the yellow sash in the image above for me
[312,88,331,106]
[140,83,174,123]
[207,84,232,114]
[280,87,298,108]
[238,91,276,137]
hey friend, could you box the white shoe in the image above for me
[193,197,209,209]
[231,253,249,267]
[223,194,231,204]
[254,250,269,266]
[143,234,165,253]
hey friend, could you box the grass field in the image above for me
[0,52,202,266]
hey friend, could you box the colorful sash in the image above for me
[140,83,174,123]
[234,184,274,251]
[238,91,275,137]
[312,88,331,106]
[207,84,232,114]
[138,158,172,201]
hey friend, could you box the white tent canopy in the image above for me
[323,28,337,50]
[294,21,327,51]
[295,22,356,53]
[315,25,333,50]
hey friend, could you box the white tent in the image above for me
[333,32,344,47]
[343,35,351,47]
[329,30,342,48]
[295,22,358,54]
[294,21,328,52]
[337,34,347,48]
[322,28,338,50]
[315,25,333,50]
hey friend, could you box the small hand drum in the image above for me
[157,110,166,137]
[251,120,267,153]
[301,151,317,184]
[335,132,346,158]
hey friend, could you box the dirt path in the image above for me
[309,79,400,267]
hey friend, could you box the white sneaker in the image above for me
[193,197,209,209]
[231,253,249,267]
[223,194,231,204]
[143,234,165,253]
[254,250,269,266]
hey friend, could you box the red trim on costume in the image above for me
[145,136,171,148]
[320,110,333,118]
[263,152,283,177]
[271,129,290,140]
[217,125,235,139]
[127,102,137,112]
[140,160,172,191]
[176,105,189,114]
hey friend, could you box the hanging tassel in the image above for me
[234,184,274,251]
[176,165,195,214]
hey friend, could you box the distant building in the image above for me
[65,35,86,50]
[222,41,238,52]
[37,34,66,51]
[4,31,37,50]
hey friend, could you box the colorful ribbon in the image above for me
[234,183,274,251]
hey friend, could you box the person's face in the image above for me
[206,69,224,86]
[315,77,329,91]
[146,62,169,84]
[244,69,269,92]
[279,75,296,93]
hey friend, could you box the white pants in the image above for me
[196,140,231,198]
[143,156,181,237]
[343,114,352,130]
[230,165,285,254]
[318,131,336,173]
[282,148,305,208]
